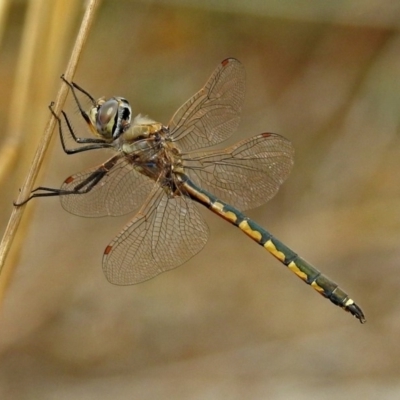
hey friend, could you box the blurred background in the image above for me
[1,0,400,398]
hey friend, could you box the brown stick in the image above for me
[0,0,100,302]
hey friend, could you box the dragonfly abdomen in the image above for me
[182,175,365,323]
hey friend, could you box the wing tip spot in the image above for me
[64,176,74,184]
[222,59,231,67]
[104,245,113,255]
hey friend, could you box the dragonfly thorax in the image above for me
[123,115,163,141]
[89,96,131,141]
[119,116,164,154]
[118,118,185,189]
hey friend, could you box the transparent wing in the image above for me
[168,58,245,152]
[103,185,209,285]
[183,133,294,211]
[60,155,154,217]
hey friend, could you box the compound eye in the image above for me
[96,98,119,139]
[113,98,131,138]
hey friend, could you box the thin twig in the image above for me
[0,0,100,300]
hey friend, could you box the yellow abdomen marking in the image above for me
[264,240,286,262]
[196,191,211,204]
[213,202,238,223]
[288,261,308,281]
[311,280,325,294]
[239,220,262,241]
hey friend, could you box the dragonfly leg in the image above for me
[13,172,105,206]
[49,103,110,155]
[14,154,120,206]
[61,74,95,128]
[14,186,80,206]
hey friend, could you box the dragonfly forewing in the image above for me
[169,58,245,152]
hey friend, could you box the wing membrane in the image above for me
[103,186,209,285]
[60,155,154,217]
[169,58,245,152]
[183,133,294,211]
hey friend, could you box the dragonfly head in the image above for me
[89,97,132,140]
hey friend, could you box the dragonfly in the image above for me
[16,58,365,323]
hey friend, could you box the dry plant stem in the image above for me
[0,0,100,296]
[0,0,52,188]
[0,0,11,46]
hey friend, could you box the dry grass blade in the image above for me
[0,0,11,45]
[0,0,100,302]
